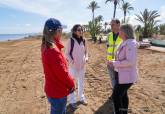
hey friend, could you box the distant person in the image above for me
[108,24,138,114]
[107,19,122,99]
[99,34,103,43]
[65,24,88,109]
[41,18,75,114]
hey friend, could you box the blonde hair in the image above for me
[120,24,135,39]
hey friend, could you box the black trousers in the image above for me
[112,72,132,114]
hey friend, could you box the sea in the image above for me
[0,33,39,42]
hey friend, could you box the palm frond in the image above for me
[105,0,113,4]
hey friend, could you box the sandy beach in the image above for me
[0,36,165,114]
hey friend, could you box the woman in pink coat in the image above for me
[108,24,139,114]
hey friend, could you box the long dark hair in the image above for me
[42,26,56,49]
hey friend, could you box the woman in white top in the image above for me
[65,24,88,109]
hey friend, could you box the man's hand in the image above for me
[107,60,114,68]
[108,60,113,65]
[85,57,88,62]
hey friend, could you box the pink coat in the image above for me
[113,39,139,84]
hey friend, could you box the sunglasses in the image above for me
[77,29,83,32]
[57,28,63,32]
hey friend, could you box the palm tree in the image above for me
[105,0,124,18]
[121,2,134,23]
[136,25,143,33]
[87,1,100,23]
[87,1,100,42]
[88,20,101,42]
[135,25,143,41]
[88,16,103,42]
[95,15,103,22]
[136,9,160,38]
[121,17,130,24]
[159,24,165,35]
[148,19,160,36]
[95,15,104,34]
[82,25,89,32]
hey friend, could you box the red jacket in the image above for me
[41,41,74,98]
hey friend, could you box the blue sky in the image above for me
[0,0,165,34]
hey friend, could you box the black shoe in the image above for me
[70,103,77,110]
[108,95,113,101]
[80,100,88,105]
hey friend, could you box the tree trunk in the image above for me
[113,2,117,18]
[92,11,95,24]
[124,11,126,23]
[104,25,107,32]
[143,25,148,38]
[92,11,96,39]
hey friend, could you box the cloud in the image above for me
[0,0,91,32]
[10,14,17,18]
[4,0,165,34]
[0,0,91,17]
[128,15,141,25]
[158,5,165,24]
[119,15,141,26]
[0,0,59,17]
[128,0,136,4]
[0,0,90,22]
[25,24,31,27]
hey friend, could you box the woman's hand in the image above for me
[108,60,113,64]
[107,60,113,65]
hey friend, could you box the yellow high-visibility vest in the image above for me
[107,32,122,60]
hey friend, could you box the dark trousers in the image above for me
[48,97,67,114]
[112,72,132,114]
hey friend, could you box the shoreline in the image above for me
[0,35,42,43]
[0,33,41,42]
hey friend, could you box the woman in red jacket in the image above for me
[41,18,75,114]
